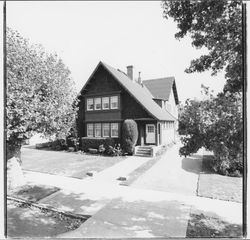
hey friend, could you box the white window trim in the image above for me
[102,123,110,137]
[110,96,118,109]
[87,123,94,137]
[111,123,119,137]
[94,123,101,137]
[94,98,101,111]
[102,97,110,110]
[87,98,94,111]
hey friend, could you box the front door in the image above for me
[146,124,156,144]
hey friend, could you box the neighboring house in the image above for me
[76,61,179,155]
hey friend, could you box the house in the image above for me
[76,61,179,156]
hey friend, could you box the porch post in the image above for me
[155,122,158,146]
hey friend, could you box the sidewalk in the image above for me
[20,144,242,238]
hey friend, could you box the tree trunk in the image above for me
[7,140,26,192]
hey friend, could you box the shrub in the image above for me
[98,144,106,154]
[81,137,116,152]
[51,139,68,151]
[212,144,243,177]
[35,141,52,149]
[121,119,138,155]
[107,144,123,156]
[66,127,80,151]
[179,88,242,176]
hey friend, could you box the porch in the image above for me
[134,119,177,157]
[135,119,159,146]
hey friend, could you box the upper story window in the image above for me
[110,96,118,109]
[86,95,119,111]
[102,97,109,110]
[94,98,101,110]
[87,99,94,111]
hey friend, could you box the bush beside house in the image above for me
[121,119,138,155]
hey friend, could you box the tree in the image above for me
[179,87,243,176]
[161,0,242,93]
[6,27,78,161]
[121,119,138,155]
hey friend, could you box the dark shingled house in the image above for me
[76,61,179,156]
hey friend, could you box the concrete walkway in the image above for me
[20,144,242,238]
[132,143,203,195]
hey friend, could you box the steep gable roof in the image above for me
[80,61,176,121]
[143,77,179,104]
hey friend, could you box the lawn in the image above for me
[21,147,126,179]
[8,184,60,202]
[197,155,242,203]
[7,199,86,238]
[186,213,242,238]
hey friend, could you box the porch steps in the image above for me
[135,146,152,157]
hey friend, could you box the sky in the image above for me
[6,1,227,103]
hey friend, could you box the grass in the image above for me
[8,184,60,202]
[186,213,242,238]
[197,155,242,203]
[21,147,126,179]
[7,199,86,238]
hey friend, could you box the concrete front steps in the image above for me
[134,146,153,157]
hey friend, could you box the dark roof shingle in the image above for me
[81,61,177,121]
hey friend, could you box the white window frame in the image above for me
[87,98,94,111]
[95,123,101,137]
[111,123,119,137]
[110,96,118,109]
[102,97,110,110]
[102,123,110,137]
[94,97,101,110]
[87,123,94,137]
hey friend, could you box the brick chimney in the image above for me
[127,65,133,80]
[138,72,142,84]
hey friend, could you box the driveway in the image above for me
[131,143,203,196]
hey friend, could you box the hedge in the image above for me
[81,137,116,152]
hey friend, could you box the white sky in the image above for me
[6,1,226,103]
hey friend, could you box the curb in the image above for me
[7,195,91,221]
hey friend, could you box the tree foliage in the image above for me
[122,119,138,155]
[161,0,242,93]
[179,87,243,175]
[6,27,78,159]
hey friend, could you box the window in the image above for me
[87,124,94,137]
[111,123,118,137]
[94,98,101,110]
[87,98,94,111]
[147,125,155,133]
[110,96,118,109]
[102,97,109,110]
[102,123,110,137]
[95,123,101,137]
